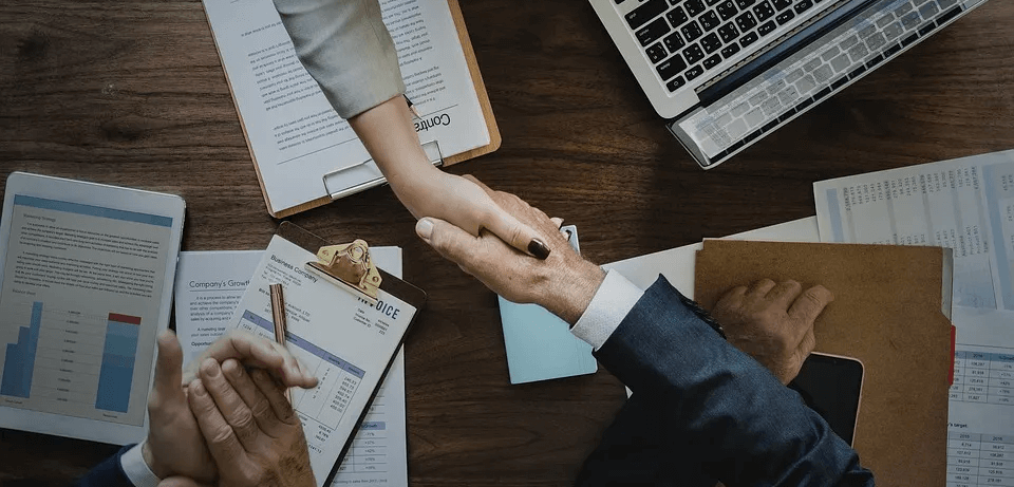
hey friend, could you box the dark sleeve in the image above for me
[73,444,136,487]
[593,276,876,487]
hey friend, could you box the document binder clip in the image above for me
[306,239,382,305]
[322,140,443,201]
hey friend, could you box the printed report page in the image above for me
[202,0,489,213]
[229,236,416,486]
[0,195,174,426]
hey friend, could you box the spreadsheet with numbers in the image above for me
[949,346,1014,487]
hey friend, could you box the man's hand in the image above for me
[415,176,605,324]
[181,358,316,487]
[143,330,318,483]
[709,279,834,384]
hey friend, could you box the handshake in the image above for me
[136,177,832,487]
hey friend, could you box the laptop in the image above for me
[588,0,989,169]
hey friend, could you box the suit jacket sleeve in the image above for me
[73,444,136,487]
[271,0,406,119]
[593,275,876,487]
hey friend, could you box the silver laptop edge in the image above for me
[589,0,989,169]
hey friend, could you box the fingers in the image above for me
[766,280,803,307]
[251,368,299,425]
[787,285,835,323]
[483,205,552,260]
[747,278,777,296]
[151,330,185,407]
[188,379,246,472]
[416,217,491,272]
[798,327,816,357]
[199,358,260,449]
[158,477,210,487]
[193,330,317,389]
[461,174,552,260]
[221,358,281,435]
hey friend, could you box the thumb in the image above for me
[416,217,487,269]
[483,205,552,260]
[153,330,185,402]
[158,477,209,487]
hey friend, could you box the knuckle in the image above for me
[232,408,255,431]
[250,398,272,419]
[209,425,237,447]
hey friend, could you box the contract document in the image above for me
[814,151,1014,487]
[175,248,410,487]
[202,0,491,215]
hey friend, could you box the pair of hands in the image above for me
[144,330,318,487]
[414,176,834,384]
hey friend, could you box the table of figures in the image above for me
[949,432,1014,487]
[950,351,1014,405]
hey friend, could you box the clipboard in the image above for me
[254,0,502,218]
[272,222,427,486]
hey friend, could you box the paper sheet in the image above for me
[172,248,408,487]
[813,152,1014,486]
[202,0,490,213]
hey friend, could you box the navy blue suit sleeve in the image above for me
[73,444,136,487]
[593,276,875,487]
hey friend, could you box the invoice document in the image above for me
[202,0,490,214]
[175,248,408,487]
[814,152,1014,487]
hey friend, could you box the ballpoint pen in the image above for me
[269,283,292,403]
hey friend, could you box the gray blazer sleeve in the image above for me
[272,0,406,119]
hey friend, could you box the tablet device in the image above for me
[789,352,865,446]
[0,172,185,445]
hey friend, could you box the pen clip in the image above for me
[305,239,382,304]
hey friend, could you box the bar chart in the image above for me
[0,302,43,398]
[0,300,142,419]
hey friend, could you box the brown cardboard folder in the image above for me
[694,240,954,487]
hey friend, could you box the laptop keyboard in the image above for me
[668,0,967,168]
[621,0,835,92]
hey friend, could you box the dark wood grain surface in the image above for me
[1,0,1012,485]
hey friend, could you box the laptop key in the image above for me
[775,10,795,24]
[736,0,757,8]
[717,1,739,20]
[883,43,901,58]
[682,21,704,41]
[740,31,760,47]
[830,54,850,72]
[684,44,706,63]
[667,7,690,27]
[646,42,668,63]
[701,33,723,53]
[813,64,833,83]
[664,32,687,51]
[656,54,688,80]
[721,43,741,57]
[685,65,705,80]
[858,24,876,39]
[703,54,722,69]
[840,35,860,50]
[901,12,922,29]
[666,76,688,92]
[625,0,669,30]
[753,1,775,21]
[758,20,776,36]
[919,2,940,19]
[773,0,792,10]
[918,23,936,36]
[636,17,672,46]
[936,6,962,25]
[866,32,887,52]
[848,42,868,61]
[701,11,722,31]
[735,11,759,31]
[938,0,958,8]
[884,22,904,40]
[718,23,740,43]
[706,0,723,6]
[831,77,848,89]
[686,0,707,16]
[793,0,814,14]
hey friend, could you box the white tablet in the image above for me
[0,172,185,445]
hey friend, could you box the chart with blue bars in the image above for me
[0,302,42,398]
[0,301,142,419]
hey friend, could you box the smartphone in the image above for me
[788,352,865,446]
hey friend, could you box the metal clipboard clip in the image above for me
[322,140,444,201]
[305,240,383,305]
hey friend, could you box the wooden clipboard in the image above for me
[275,222,427,486]
[254,0,501,219]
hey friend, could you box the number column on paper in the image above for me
[950,432,1014,487]
[952,352,1014,405]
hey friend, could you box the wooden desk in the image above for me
[1,1,1012,485]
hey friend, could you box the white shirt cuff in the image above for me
[571,269,645,351]
[120,442,161,487]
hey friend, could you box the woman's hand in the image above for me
[348,96,554,259]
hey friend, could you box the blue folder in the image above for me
[498,226,597,384]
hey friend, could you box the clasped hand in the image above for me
[415,176,833,384]
[143,330,318,487]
